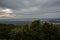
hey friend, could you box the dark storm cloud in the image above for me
[0,0,40,9]
[0,0,60,9]
[0,0,25,9]
[51,0,60,7]
[0,0,60,18]
[42,0,60,8]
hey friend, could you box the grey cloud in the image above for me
[42,0,60,8]
[0,0,25,9]
[0,0,60,18]
[0,0,40,9]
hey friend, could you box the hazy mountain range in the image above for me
[0,18,60,25]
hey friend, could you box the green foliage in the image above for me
[0,20,60,40]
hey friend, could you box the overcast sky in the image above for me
[0,0,60,19]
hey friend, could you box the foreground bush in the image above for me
[0,20,60,40]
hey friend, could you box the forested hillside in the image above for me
[0,20,60,40]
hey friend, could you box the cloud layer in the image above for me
[0,0,60,18]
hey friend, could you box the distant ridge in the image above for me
[0,18,60,25]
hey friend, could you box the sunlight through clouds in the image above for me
[0,8,16,18]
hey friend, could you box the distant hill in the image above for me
[41,18,60,23]
[0,21,32,25]
[0,18,60,25]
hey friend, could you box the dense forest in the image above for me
[0,20,60,40]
